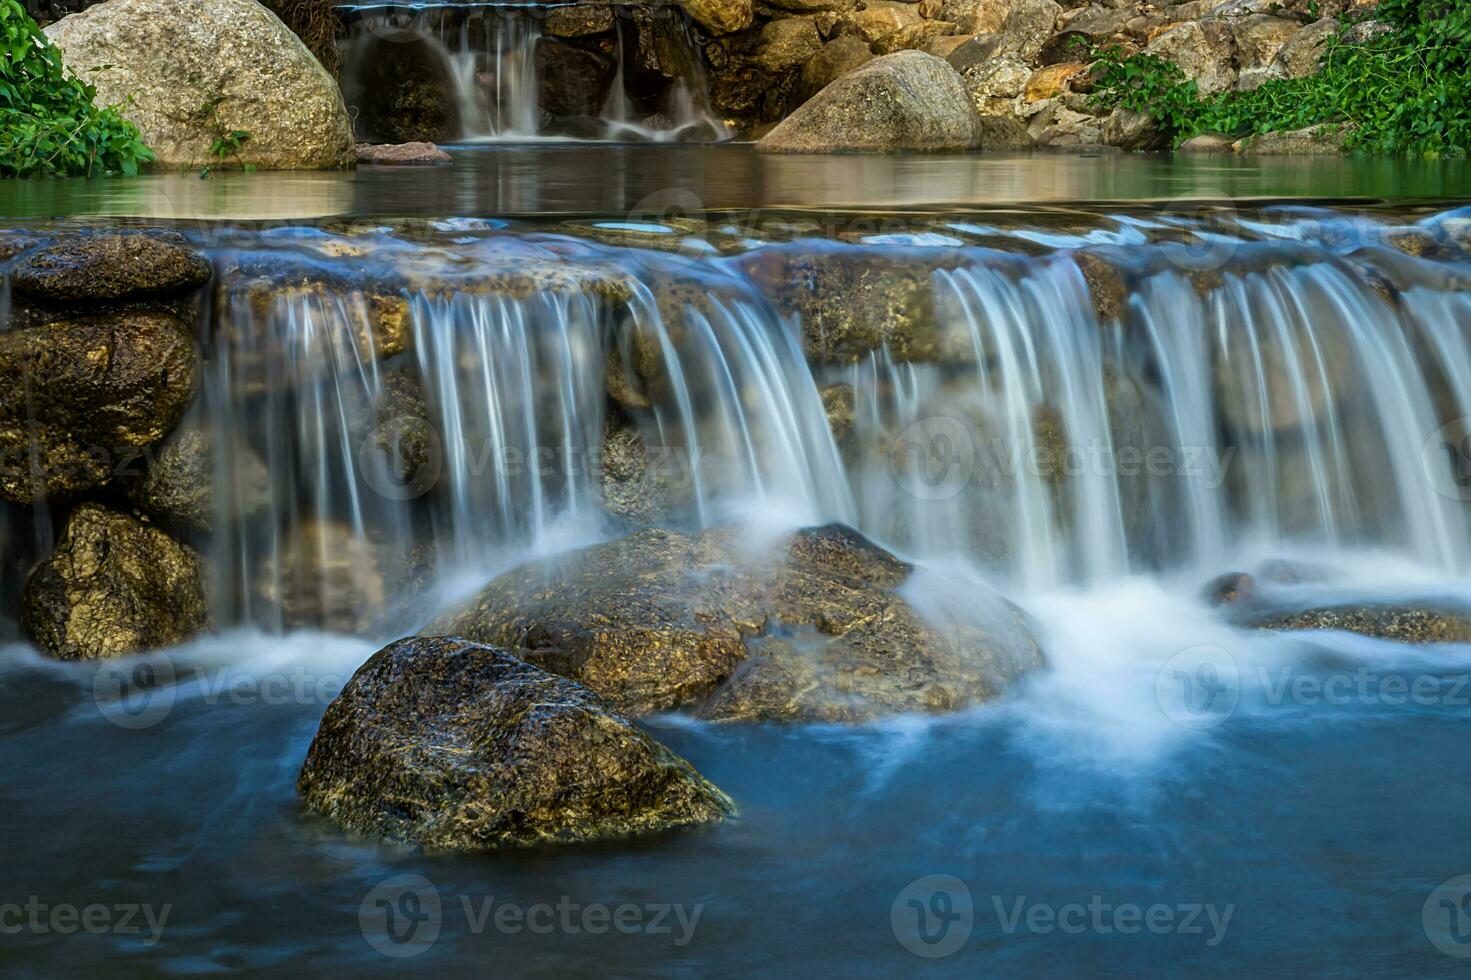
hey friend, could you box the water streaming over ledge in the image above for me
[339,2,729,143]
[52,205,1447,634]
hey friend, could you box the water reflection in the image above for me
[2,145,1469,220]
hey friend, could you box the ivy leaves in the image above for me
[0,0,154,178]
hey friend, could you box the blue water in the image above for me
[4,570,1471,978]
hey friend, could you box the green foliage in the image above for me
[194,96,251,178]
[0,0,153,178]
[1087,1,1471,157]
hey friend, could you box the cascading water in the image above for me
[338,2,728,143]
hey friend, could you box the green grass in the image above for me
[1087,0,1470,157]
[0,0,153,178]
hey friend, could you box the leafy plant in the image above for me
[0,0,153,178]
[194,96,251,178]
[1087,0,1471,158]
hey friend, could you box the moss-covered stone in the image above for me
[0,311,200,503]
[298,636,734,851]
[430,523,1045,722]
[20,503,209,659]
[12,234,211,305]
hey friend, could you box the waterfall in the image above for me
[338,2,728,143]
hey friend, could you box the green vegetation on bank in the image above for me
[0,0,152,178]
[1088,0,1471,157]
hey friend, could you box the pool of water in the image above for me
[5,560,1471,977]
[2,144,1470,221]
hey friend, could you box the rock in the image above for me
[256,521,387,633]
[129,424,268,532]
[1026,99,1103,146]
[12,234,210,305]
[1024,62,1089,101]
[766,0,857,11]
[354,142,451,166]
[1202,571,1255,606]
[685,0,754,33]
[537,40,616,120]
[872,21,964,56]
[45,0,355,170]
[947,33,1003,73]
[0,312,200,503]
[757,51,979,153]
[1179,132,1236,152]
[429,524,1046,723]
[1241,603,1471,644]
[731,243,974,361]
[962,54,1032,115]
[1266,17,1338,80]
[359,370,439,503]
[1340,19,1391,45]
[834,0,925,44]
[820,383,856,444]
[996,0,1064,62]
[940,0,1012,34]
[545,3,616,36]
[1144,20,1238,95]
[344,29,457,144]
[1229,13,1301,88]
[1102,107,1166,149]
[599,414,677,525]
[756,16,825,71]
[976,113,1035,147]
[1234,123,1350,154]
[20,503,208,660]
[797,36,875,104]
[922,34,974,59]
[298,636,734,851]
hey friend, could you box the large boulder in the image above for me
[45,0,355,170]
[996,0,1064,63]
[298,637,734,851]
[0,312,199,503]
[12,234,210,305]
[430,524,1046,723]
[20,503,209,660]
[757,51,980,153]
[796,36,876,105]
[1143,20,1238,95]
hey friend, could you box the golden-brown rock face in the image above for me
[20,503,209,660]
[431,523,1046,723]
[0,312,200,503]
[11,234,211,305]
[298,637,735,851]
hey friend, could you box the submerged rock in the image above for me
[129,423,269,532]
[12,234,211,305]
[45,0,355,170]
[21,503,208,660]
[0,312,200,503]
[298,636,734,851]
[430,524,1045,723]
[757,51,979,153]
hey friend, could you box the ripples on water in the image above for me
[5,196,1471,975]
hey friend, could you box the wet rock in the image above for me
[1203,571,1256,606]
[255,521,398,634]
[298,636,734,851]
[1102,107,1166,150]
[20,503,208,660]
[0,312,200,503]
[545,3,616,36]
[129,423,268,532]
[45,0,355,170]
[797,36,875,104]
[12,234,210,305]
[820,382,856,444]
[354,142,452,166]
[359,370,439,503]
[758,51,980,153]
[1242,603,1471,644]
[686,0,755,34]
[429,524,1046,722]
[348,31,459,144]
[731,244,974,362]
[1144,20,1238,94]
[599,414,679,525]
[1234,124,1351,154]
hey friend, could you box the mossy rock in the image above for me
[11,233,210,304]
[298,636,735,851]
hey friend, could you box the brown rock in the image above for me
[12,233,210,304]
[354,142,452,166]
[1024,61,1089,101]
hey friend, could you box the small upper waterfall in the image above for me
[338,2,729,143]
